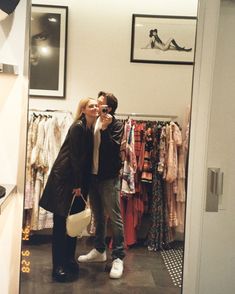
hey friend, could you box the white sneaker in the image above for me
[109,258,124,279]
[77,248,107,263]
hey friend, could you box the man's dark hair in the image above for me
[98,91,118,115]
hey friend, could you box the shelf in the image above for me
[0,63,19,75]
[0,184,17,215]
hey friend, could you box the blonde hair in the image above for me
[74,97,96,122]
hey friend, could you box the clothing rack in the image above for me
[116,112,178,120]
[29,109,73,115]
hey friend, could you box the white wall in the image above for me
[30,0,198,124]
[183,0,220,293]
[0,190,23,294]
[0,1,30,293]
[0,0,29,188]
[198,1,235,293]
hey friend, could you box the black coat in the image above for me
[97,117,124,180]
[39,117,93,217]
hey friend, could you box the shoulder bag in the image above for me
[66,194,91,238]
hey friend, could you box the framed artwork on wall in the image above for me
[29,4,68,98]
[130,14,197,65]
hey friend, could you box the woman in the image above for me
[39,98,98,282]
[143,28,192,52]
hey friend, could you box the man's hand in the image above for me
[100,114,112,130]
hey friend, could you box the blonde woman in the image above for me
[39,98,98,282]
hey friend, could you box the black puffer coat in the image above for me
[39,117,93,217]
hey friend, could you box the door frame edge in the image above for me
[182,0,221,293]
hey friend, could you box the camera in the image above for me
[101,106,108,114]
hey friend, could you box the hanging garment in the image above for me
[119,118,185,249]
[147,123,170,251]
[166,122,182,183]
[25,111,73,230]
[141,127,154,183]
[134,122,145,159]
[158,126,167,175]
[60,113,74,145]
[43,116,61,176]
[165,122,182,235]
[176,105,191,233]
[25,115,41,209]
[166,183,178,229]
[121,119,137,194]
[30,117,47,230]
[177,106,190,202]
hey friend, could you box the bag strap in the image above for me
[68,194,88,216]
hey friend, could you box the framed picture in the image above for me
[29,4,68,98]
[130,14,197,65]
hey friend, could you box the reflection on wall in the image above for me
[21,0,198,292]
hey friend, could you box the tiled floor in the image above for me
[161,247,184,288]
[20,236,182,294]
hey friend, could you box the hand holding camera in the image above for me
[100,105,112,130]
[101,105,109,114]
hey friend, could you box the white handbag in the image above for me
[66,194,91,238]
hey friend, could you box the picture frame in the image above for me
[29,4,68,98]
[130,14,197,65]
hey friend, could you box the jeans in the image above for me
[89,175,125,260]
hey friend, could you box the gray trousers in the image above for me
[89,175,125,260]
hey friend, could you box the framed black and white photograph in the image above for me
[130,14,197,65]
[29,5,68,98]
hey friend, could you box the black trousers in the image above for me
[52,196,86,269]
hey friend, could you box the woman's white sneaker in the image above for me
[109,258,123,279]
[78,248,107,262]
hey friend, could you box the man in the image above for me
[78,91,125,279]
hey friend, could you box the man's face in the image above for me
[98,95,106,106]
[97,95,108,115]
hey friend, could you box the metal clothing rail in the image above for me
[29,109,73,115]
[29,110,177,119]
[116,112,178,119]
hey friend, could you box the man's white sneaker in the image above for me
[109,258,124,279]
[77,248,107,263]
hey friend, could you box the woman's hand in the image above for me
[72,188,81,197]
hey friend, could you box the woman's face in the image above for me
[83,99,99,118]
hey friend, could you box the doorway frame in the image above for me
[15,0,222,293]
[182,0,221,293]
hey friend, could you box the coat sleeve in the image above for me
[100,119,124,152]
[68,122,84,188]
